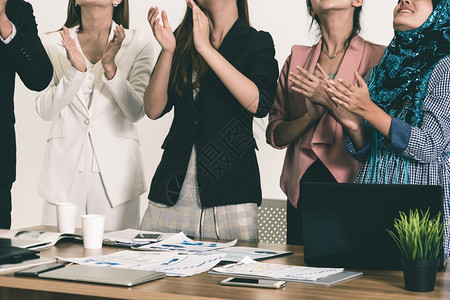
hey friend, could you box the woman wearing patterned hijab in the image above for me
[328,0,449,260]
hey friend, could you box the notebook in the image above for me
[39,265,165,286]
[301,183,445,270]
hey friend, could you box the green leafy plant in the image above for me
[387,209,445,261]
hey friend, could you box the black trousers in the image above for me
[286,160,336,245]
[0,184,12,229]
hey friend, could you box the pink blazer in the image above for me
[266,35,385,208]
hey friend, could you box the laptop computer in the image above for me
[39,264,165,286]
[301,183,445,270]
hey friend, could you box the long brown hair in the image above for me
[170,0,249,97]
[64,0,130,29]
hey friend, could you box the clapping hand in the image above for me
[305,96,326,121]
[323,72,367,133]
[102,25,125,79]
[60,26,86,72]
[289,63,334,120]
[147,6,176,54]
[186,0,212,56]
[289,63,332,110]
[326,71,374,118]
[327,96,364,133]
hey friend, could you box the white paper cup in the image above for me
[83,248,103,257]
[81,214,105,249]
[55,202,78,234]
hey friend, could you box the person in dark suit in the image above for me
[140,0,278,241]
[0,0,53,229]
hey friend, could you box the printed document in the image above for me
[134,232,237,253]
[60,250,225,277]
[210,257,362,285]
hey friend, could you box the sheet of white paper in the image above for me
[199,246,291,262]
[59,251,178,270]
[0,229,81,249]
[151,254,225,277]
[135,232,237,253]
[211,257,344,281]
[59,250,224,277]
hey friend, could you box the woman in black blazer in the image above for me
[141,0,278,241]
[0,0,53,229]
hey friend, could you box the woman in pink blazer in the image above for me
[266,0,385,244]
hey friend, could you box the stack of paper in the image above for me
[105,230,292,263]
[209,257,362,285]
[59,250,225,277]
[134,232,237,253]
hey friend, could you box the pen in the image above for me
[254,251,277,254]
[222,262,244,269]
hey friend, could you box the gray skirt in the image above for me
[140,147,258,242]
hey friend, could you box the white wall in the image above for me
[11,0,396,229]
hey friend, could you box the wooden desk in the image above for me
[0,228,449,299]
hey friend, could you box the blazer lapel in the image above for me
[89,63,105,115]
[294,41,322,149]
[311,36,365,147]
[217,19,249,64]
[296,40,337,148]
[111,22,131,64]
[196,18,249,118]
[305,40,322,74]
[201,18,249,86]
[335,35,364,83]
[66,26,90,113]
[310,39,333,147]
[89,22,129,114]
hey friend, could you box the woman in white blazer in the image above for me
[36,0,153,230]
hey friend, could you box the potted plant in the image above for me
[387,208,445,292]
[388,209,445,292]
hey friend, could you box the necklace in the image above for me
[321,47,346,59]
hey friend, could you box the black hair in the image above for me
[432,0,441,9]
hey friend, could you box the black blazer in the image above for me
[149,18,278,207]
[0,0,53,185]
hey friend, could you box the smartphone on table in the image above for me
[132,233,162,242]
[219,277,286,289]
[14,262,68,277]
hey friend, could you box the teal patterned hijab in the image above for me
[364,0,449,183]
[368,0,449,126]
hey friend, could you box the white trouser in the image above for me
[42,171,140,231]
[42,137,140,231]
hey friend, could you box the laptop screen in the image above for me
[301,183,444,270]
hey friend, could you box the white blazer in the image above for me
[36,22,153,207]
